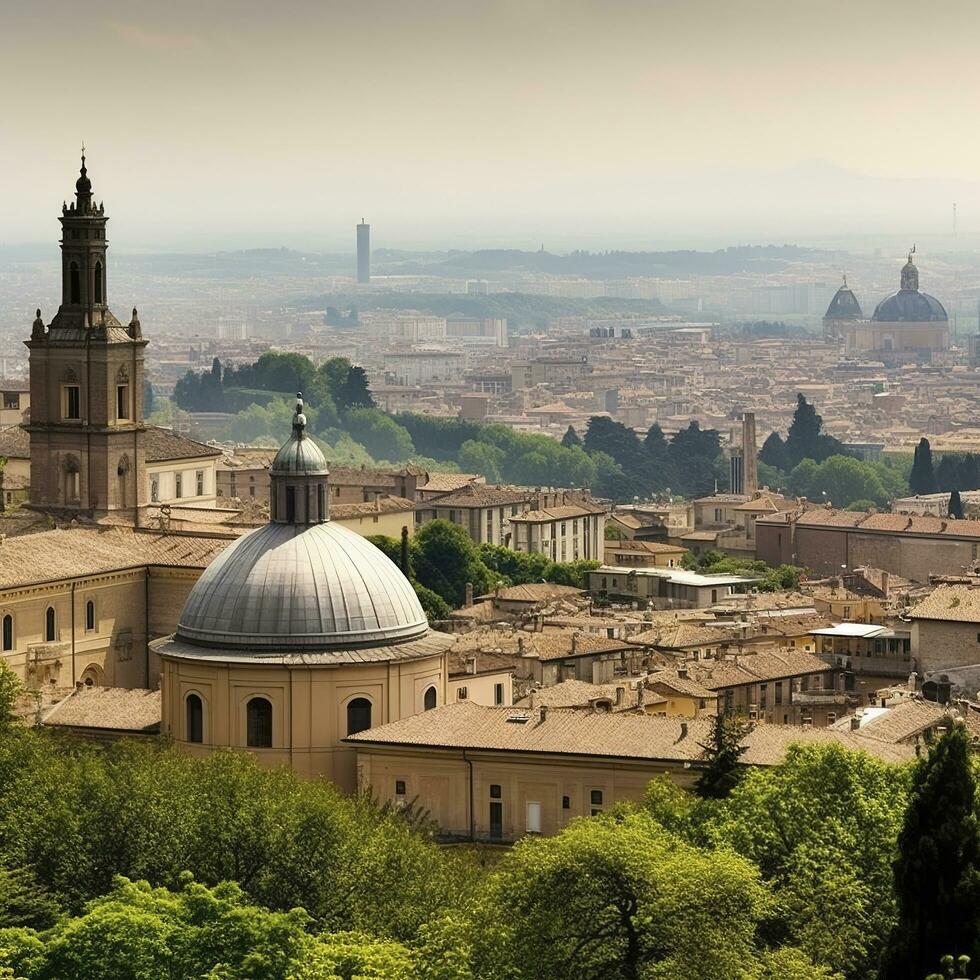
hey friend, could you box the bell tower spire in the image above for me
[25,152,148,518]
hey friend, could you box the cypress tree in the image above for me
[949,490,965,520]
[910,437,938,495]
[560,425,582,449]
[880,724,980,980]
[785,394,823,468]
[695,712,753,800]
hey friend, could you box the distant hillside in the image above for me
[301,291,667,328]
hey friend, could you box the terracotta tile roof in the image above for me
[645,669,718,699]
[346,701,914,765]
[833,699,950,744]
[43,688,161,733]
[425,484,535,508]
[692,650,830,690]
[0,425,29,459]
[760,507,980,539]
[418,473,482,493]
[509,501,607,522]
[481,583,585,603]
[908,584,980,623]
[331,496,416,519]
[606,540,688,555]
[0,527,229,590]
[448,649,518,677]
[145,427,223,462]
[630,623,733,649]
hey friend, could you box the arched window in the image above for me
[94,262,103,303]
[44,607,56,642]
[1,615,12,652]
[317,483,325,521]
[186,694,203,744]
[246,697,273,748]
[69,262,80,304]
[346,697,372,735]
[85,600,95,632]
[423,686,437,711]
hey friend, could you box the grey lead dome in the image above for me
[176,520,428,651]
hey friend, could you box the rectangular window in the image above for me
[486,510,493,541]
[456,686,468,701]
[2,394,18,410]
[175,473,183,498]
[590,789,603,816]
[526,802,542,834]
[395,779,406,796]
[63,385,81,420]
[775,681,783,705]
[562,795,571,810]
[196,470,204,496]
[489,783,502,799]
[116,384,129,420]
[494,682,504,705]
[759,683,768,709]
[150,477,159,503]
[285,486,296,522]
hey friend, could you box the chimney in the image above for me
[637,684,645,708]
[881,571,889,600]
[615,686,625,707]
[517,636,525,655]
[468,655,477,675]
[849,715,861,731]
[679,721,688,739]
[540,704,548,722]
[678,667,689,679]
[571,633,578,654]
[495,581,503,599]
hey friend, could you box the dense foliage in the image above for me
[758,395,911,508]
[1,714,979,978]
[369,520,598,616]
[681,548,807,592]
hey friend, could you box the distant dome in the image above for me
[824,280,862,320]
[872,290,948,323]
[176,520,428,651]
[872,251,948,323]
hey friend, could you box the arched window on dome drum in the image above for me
[347,697,372,736]
[246,697,273,747]
[94,262,103,303]
[186,694,203,744]
[45,607,56,642]
[285,486,296,523]
[2,615,12,652]
[85,600,95,632]
[69,262,80,304]
[317,484,325,521]
[424,686,437,711]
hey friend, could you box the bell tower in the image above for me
[25,152,148,517]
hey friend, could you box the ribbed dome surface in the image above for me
[177,521,428,651]
[871,290,948,323]
[824,286,862,320]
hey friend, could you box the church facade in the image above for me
[823,252,949,361]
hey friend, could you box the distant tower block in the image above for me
[743,412,758,495]
[356,219,370,284]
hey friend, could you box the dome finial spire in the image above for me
[842,272,847,287]
[293,392,306,437]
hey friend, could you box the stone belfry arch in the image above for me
[25,152,148,517]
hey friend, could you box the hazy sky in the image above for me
[4,0,980,250]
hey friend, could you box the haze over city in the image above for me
[5,0,980,249]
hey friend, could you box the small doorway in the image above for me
[489,802,503,841]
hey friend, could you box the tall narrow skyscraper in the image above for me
[356,219,370,284]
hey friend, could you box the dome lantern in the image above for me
[270,393,329,524]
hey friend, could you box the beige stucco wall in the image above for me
[355,745,698,840]
[911,619,980,674]
[448,669,513,706]
[146,456,218,508]
[0,565,206,691]
[160,652,446,792]
[332,509,413,540]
